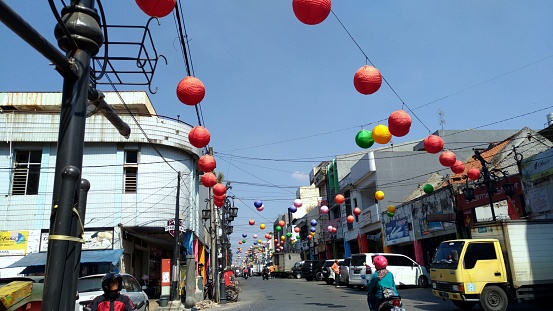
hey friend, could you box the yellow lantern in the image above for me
[372,124,392,144]
[375,190,385,200]
[281,235,286,240]
[388,205,396,213]
[260,223,266,230]
[310,231,316,236]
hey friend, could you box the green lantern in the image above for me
[242,239,246,243]
[286,232,292,238]
[296,235,300,239]
[423,184,434,194]
[387,211,395,217]
[276,225,282,231]
[355,129,374,149]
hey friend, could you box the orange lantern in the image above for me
[177,76,205,106]
[307,235,313,240]
[388,110,411,137]
[335,194,345,205]
[467,168,481,180]
[346,215,355,223]
[353,65,382,95]
[249,219,255,226]
[188,126,210,148]
[424,135,444,154]
[439,151,456,167]
[294,227,300,233]
[292,0,331,25]
[372,124,392,144]
[135,0,176,17]
[198,154,216,173]
[278,220,286,227]
[213,183,227,196]
[200,172,217,188]
[213,194,226,202]
[451,160,465,174]
[353,207,362,216]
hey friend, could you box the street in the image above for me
[202,276,553,311]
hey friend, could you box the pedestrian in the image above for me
[139,274,148,287]
[87,272,134,311]
[331,259,340,287]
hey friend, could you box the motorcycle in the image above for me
[262,271,269,280]
[84,300,145,311]
[243,271,249,280]
[373,295,405,311]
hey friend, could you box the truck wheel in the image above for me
[418,275,429,288]
[480,285,509,311]
[295,272,301,279]
[315,272,323,281]
[452,300,476,310]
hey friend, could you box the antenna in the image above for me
[438,110,446,130]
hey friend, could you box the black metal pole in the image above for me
[483,165,497,222]
[219,199,227,304]
[69,179,90,295]
[170,172,181,301]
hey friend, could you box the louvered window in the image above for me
[12,150,42,195]
[124,150,138,193]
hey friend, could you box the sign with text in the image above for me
[0,231,28,256]
[165,219,184,237]
[456,175,523,212]
[40,228,113,252]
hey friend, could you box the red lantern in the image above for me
[332,227,337,233]
[451,160,465,174]
[335,194,345,204]
[213,183,227,196]
[200,172,217,188]
[387,110,412,137]
[292,0,331,25]
[467,168,481,180]
[353,207,362,216]
[307,235,313,240]
[213,193,226,202]
[188,126,211,148]
[214,199,225,207]
[439,151,457,167]
[353,65,382,95]
[278,220,286,227]
[274,239,278,243]
[423,135,444,154]
[198,154,216,173]
[347,215,355,223]
[249,219,255,226]
[135,0,176,18]
[177,76,205,106]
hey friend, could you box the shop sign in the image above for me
[0,231,28,256]
[384,218,410,245]
[40,229,113,252]
[165,219,184,237]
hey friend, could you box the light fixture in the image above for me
[226,226,233,235]
[201,209,211,221]
[229,206,238,218]
[463,176,475,202]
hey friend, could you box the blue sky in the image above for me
[2,1,553,249]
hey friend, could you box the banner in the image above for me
[0,231,28,256]
[384,218,410,245]
[40,228,114,252]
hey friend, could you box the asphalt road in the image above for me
[210,275,553,311]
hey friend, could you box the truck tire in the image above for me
[418,275,429,288]
[452,300,476,310]
[294,272,302,279]
[315,272,323,281]
[480,285,509,311]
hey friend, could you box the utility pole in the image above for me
[170,172,181,301]
[474,150,497,222]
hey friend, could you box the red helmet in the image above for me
[373,255,388,270]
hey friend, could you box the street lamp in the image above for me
[218,182,237,305]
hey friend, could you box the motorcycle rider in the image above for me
[262,265,270,279]
[243,266,249,279]
[362,255,398,310]
[88,272,134,311]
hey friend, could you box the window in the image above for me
[396,255,415,267]
[124,150,138,193]
[12,150,42,195]
[463,242,497,269]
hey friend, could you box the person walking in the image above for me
[331,259,340,287]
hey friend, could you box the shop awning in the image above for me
[6,249,124,268]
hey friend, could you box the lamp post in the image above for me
[218,182,238,305]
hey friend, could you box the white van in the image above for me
[348,253,429,288]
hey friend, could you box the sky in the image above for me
[2,1,553,250]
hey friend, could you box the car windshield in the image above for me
[77,276,103,293]
[431,241,464,269]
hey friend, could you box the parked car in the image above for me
[301,260,325,281]
[321,259,344,285]
[349,253,430,289]
[291,261,304,279]
[75,273,149,311]
[339,257,351,286]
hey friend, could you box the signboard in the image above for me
[40,228,113,252]
[456,175,523,212]
[521,148,553,181]
[165,219,184,238]
[384,218,410,245]
[0,231,28,256]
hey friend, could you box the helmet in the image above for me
[101,272,123,293]
[373,255,388,270]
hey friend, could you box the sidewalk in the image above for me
[148,298,227,311]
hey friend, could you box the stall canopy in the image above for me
[6,249,124,269]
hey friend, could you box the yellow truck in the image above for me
[430,220,553,311]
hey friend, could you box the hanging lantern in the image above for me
[200,172,217,188]
[274,238,278,243]
[387,205,396,213]
[335,194,345,205]
[214,199,225,207]
[353,65,382,95]
[256,204,265,212]
[296,235,301,239]
[320,205,329,214]
[198,154,216,173]
[332,227,337,233]
[242,233,247,238]
[388,110,412,137]
[294,227,300,233]
[293,199,303,207]
[355,129,374,149]
[353,207,362,216]
[292,0,331,25]
[238,241,242,245]
[289,205,297,213]
[276,226,282,231]
[242,239,246,243]
[372,124,392,145]
[327,226,333,232]
[451,160,465,174]
[346,215,355,223]
[310,231,316,236]
[188,126,210,148]
[375,190,385,201]
[278,220,286,227]
[260,224,266,230]
[309,226,316,233]
[281,235,286,241]
[213,183,226,196]
[258,239,262,244]
[213,194,226,202]
[176,76,205,106]
[307,235,313,240]
[253,242,258,245]
[387,211,395,217]
[423,184,434,194]
[249,219,255,226]
[253,234,258,239]
[467,168,481,180]
[423,135,444,154]
[135,0,176,18]
[254,200,263,208]
[286,232,292,238]
[439,151,456,167]
[310,219,318,226]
